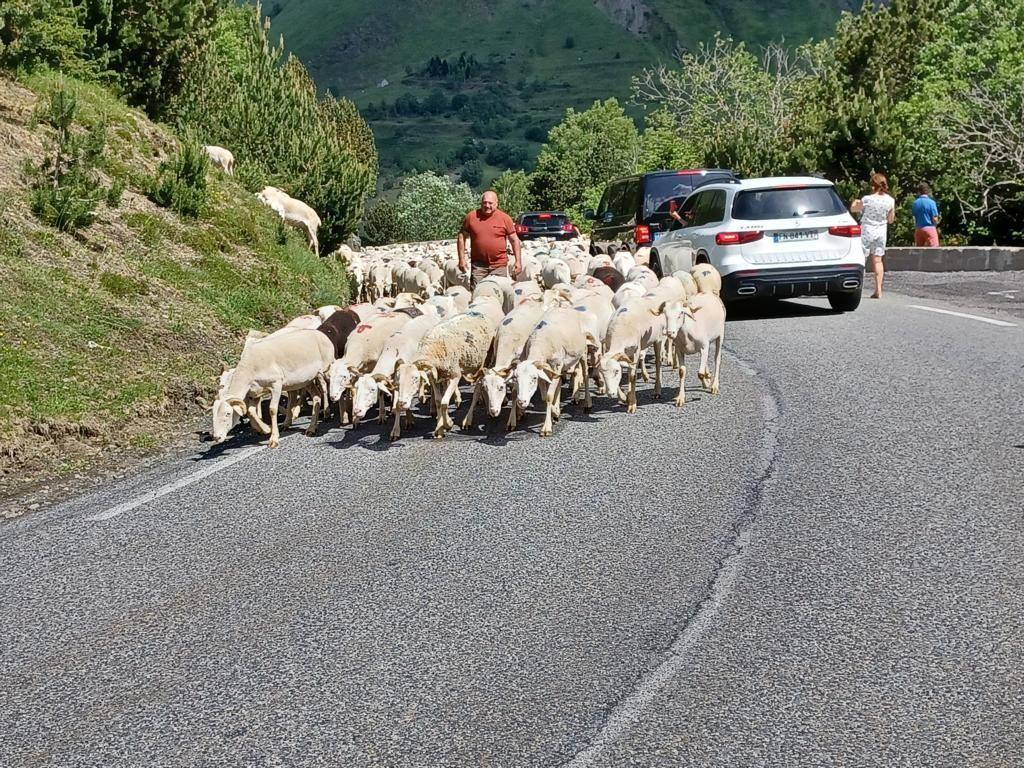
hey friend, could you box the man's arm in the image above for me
[457,231,468,272]
[509,232,522,275]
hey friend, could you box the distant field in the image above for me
[263,0,854,182]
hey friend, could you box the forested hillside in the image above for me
[265,0,855,181]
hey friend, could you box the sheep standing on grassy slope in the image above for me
[256,186,321,256]
[203,145,234,175]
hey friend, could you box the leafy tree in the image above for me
[78,0,220,117]
[395,171,475,242]
[637,108,699,172]
[528,98,639,211]
[362,199,405,245]
[460,158,483,187]
[0,0,90,75]
[491,169,530,219]
[174,4,376,251]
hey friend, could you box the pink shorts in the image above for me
[914,227,939,247]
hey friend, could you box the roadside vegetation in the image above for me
[360,0,1024,247]
[0,1,372,504]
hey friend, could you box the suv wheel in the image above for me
[827,290,862,312]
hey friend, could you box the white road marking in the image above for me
[908,305,1017,328]
[86,443,267,522]
[987,290,1019,298]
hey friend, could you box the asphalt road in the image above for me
[2,274,1022,767]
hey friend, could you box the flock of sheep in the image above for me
[203,235,726,447]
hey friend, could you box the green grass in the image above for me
[0,70,352,454]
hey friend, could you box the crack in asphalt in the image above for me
[560,350,783,767]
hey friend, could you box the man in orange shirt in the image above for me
[457,190,522,286]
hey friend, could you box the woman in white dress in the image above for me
[850,173,895,298]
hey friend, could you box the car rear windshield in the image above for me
[643,173,732,218]
[732,186,847,220]
[521,213,569,226]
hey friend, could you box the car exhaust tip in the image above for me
[736,286,757,296]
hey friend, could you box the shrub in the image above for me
[0,0,91,75]
[147,138,209,217]
[26,85,108,232]
[362,199,405,246]
[395,171,475,242]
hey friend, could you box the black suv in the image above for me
[585,169,737,256]
[515,211,579,241]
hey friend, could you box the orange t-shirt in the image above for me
[461,210,515,268]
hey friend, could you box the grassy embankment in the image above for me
[0,71,351,504]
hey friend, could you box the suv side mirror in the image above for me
[601,211,614,224]
[583,208,596,221]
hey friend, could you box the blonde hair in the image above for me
[871,173,889,194]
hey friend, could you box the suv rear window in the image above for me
[643,173,731,218]
[521,213,568,226]
[732,186,847,220]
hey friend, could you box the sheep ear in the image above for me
[227,398,246,416]
[495,367,510,378]
[376,379,391,393]
[463,369,481,384]
[651,301,667,316]
[613,352,631,364]
[537,362,557,380]
[585,333,600,353]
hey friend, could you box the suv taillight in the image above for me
[562,223,575,233]
[715,231,763,245]
[828,224,862,237]
[515,224,529,235]
[634,224,652,245]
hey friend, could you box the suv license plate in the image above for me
[774,230,819,243]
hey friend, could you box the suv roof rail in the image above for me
[691,176,742,192]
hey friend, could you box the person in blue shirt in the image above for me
[911,183,941,246]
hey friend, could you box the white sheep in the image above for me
[626,266,659,292]
[443,257,471,291]
[393,311,497,440]
[541,258,571,289]
[218,329,334,448]
[691,263,723,296]
[256,186,321,256]
[350,307,446,426]
[480,299,547,428]
[472,275,514,313]
[598,296,668,413]
[204,145,235,175]
[513,307,598,436]
[612,250,636,277]
[327,311,416,423]
[662,293,726,405]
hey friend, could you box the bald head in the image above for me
[479,190,498,217]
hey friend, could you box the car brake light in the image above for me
[515,224,529,235]
[715,231,763,245]
[828,224,862,237]
[675,170,701,175]
[538,213,552,219]
[634,224,652,244]
[562,224,575,233]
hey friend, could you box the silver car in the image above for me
[649,177,866,311]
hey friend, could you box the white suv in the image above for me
[649,177,865,311]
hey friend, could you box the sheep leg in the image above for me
[441,378,459,431]
[582,359,592,413]
[390,405,403,441]
[638,349,651,382]
[453,385,463,407]
[507,400,519,431]
[377,390,387,424]
[540,383,556,437]
[698,344,711,391]
[674,344,687,407]
[710,335,723,395]
[461,381,481,429]
[305,386,322,437]
[247,401,272,435]
[653,343,663,399]
[267,382,283,448]
[627,366,638,414]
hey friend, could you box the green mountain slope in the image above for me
[264,0,856,181]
